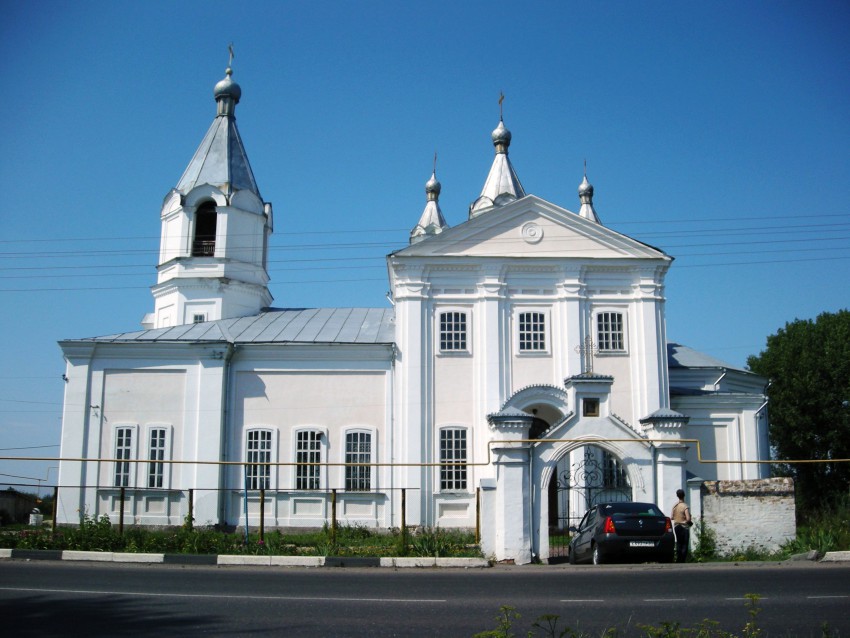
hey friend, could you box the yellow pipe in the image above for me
[3,437,848,468]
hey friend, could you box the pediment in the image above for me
[393,195,668,262]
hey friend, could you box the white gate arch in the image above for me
[532,425,655,562]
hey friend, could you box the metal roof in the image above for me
[667,342,746,373]
[72,308,395,345]
[175,69,261,199]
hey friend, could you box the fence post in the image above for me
[475,487,481,544]
[187,488,194,530]
[259,488,265,543]
[118,486,125,536]
[52,485,58,533]
[401,488,407,554]
[331,488,337,545]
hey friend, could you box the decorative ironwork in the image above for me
[548,445,631,561]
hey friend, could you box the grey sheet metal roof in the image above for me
[667,342,746,372]
[175,69,261,199]
[73,308,395,345]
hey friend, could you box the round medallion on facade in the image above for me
[521,222,544,244]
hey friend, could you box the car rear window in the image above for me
[601,503,662,516]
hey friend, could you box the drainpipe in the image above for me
[389,343,396,528]
[528,443,535,562]
[651,443,658,505]
[712,370,727,391]
[217,342,236,526]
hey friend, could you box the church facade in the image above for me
[57,67,770,563]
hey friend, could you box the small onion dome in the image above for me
[578,174,594,201]
[214,67,242,102]
[214,68,241,117]
[425,172,441,201]
[491,119,512,153]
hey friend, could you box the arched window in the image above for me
[192,201,217,256]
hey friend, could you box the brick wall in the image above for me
[699,478,796,554]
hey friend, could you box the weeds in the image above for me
[0,516,481,558]
[475,595,770,637]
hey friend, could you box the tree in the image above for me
[747,309,850,513]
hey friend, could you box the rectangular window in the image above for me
[192,313,206,324]
[114,427,133,488]
[147,428,167,488]
[440,428,467,491]
[439,311,467,352]
[296,430,322,490]
[246,429,272,490]
[518,312,546,351]
[582,398,600,417]
[597,312,625,351]
[345,431,372,491]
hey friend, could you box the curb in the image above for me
[0,548,489,568]
[821,551,850,563]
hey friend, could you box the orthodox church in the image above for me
[57,67,770,563]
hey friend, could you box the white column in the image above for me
[392,275,430,526]
[486,413,534,564]
[57,344,96,524]
[654,443,689,509]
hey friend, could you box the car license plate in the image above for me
[630,541,654,547]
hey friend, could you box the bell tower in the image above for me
[144,63,273,329]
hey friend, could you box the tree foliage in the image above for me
[747,310,850,512]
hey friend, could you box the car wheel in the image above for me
[592,544,603,565]
[568,546,577,565]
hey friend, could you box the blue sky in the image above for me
[1,1,848,492]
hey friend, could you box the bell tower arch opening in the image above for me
[192,201,217,256]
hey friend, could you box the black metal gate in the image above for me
[547,445,631,562]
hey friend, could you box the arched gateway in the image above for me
[481,378,682,564]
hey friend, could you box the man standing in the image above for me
[671,489,693,563]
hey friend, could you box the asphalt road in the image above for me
[1,560,848,637]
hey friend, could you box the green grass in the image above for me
[0,515,482,558]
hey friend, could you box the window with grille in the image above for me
[296,430,322,490]
[518,311,546,351]
[147,428,167,488]
[602,450,630,488]
[440,428,467,491]
[597,312,625,351]
[345,431,372,491]
[114,427,133,488]
[246,429,272,490]
[439,311,468,352]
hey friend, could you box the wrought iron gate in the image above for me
[547,445,631,562]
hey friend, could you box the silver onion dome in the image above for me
[491,119,512,153]
[578,174,594,200]
[425,172,441,200]
[214,68,241,101]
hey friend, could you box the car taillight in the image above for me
[604,516,616,534]
[664,517,672,533]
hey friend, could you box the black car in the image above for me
[568,502,674,565]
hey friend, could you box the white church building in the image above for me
[57,67,770,563]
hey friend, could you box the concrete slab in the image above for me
[62,551,114,562]
[218,555,272,566]
[112,552,164,563]
[821,551,850,562]
[270,555,324,567]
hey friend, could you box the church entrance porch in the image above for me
[547,444,632,561]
